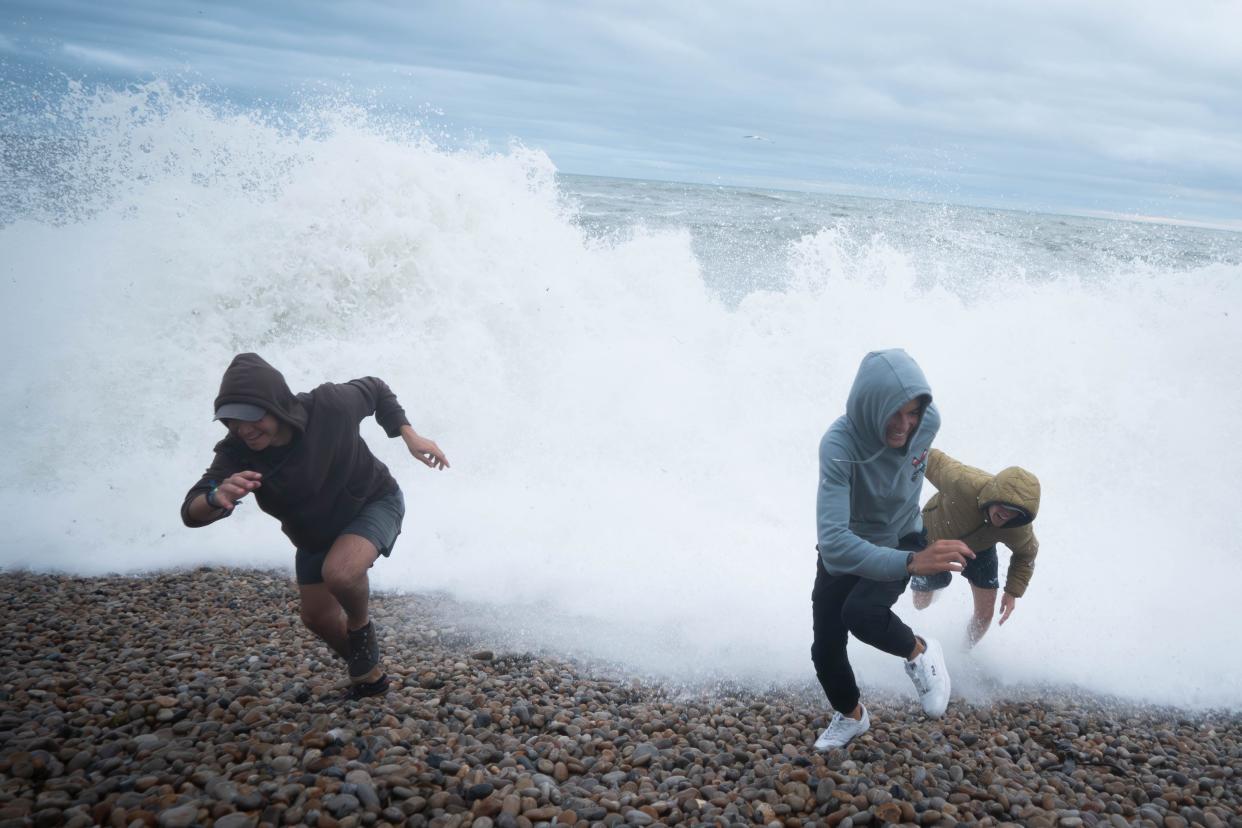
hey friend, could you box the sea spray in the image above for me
[2,82,1240,709]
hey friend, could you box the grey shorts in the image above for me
[295,487,405,585]
[910,544,1000,592]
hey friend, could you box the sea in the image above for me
[2,83,1240,710]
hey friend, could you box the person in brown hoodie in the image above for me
[182,353,449,698]
[911,448,1041,646]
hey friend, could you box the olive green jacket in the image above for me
[921,449,1041,597]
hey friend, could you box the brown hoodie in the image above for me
[181,353,411,554]
[921,449,1042,597]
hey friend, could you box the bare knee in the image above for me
[321,568,346,595]
[321,536,377,595]
[321,561,366,595]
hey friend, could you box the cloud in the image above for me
[62,42,148,71]
[5,0,1242,221]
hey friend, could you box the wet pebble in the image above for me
[0,569,1237,828]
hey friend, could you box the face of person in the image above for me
[988,503,1021,527]
[884,398,923,449]
[225,413,284,451]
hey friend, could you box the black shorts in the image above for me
[295,487,405,585]
[909,544,1000,592]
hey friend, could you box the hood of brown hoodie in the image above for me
[213,353,308,434]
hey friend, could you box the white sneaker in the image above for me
[813,704,871,750]
[904,636,951,717]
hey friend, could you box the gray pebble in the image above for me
[157,804,198,828]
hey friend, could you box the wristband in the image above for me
[906,551,915,573]
[206,486,225,510]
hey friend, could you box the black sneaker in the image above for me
[347,672,391,700]
[346,621,381,680]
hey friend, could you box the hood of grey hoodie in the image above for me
[817,349,940,573]
[844,349,935,461]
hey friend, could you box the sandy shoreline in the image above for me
[1,567,1238,828]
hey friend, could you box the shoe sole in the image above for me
[347,673,390,700]
[350,664,386,685]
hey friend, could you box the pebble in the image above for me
[157,804,199,828]
[212,815,256,828]
[0,568,1238,828]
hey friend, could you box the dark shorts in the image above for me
[909,544,1000,592]
[295,487,405,585]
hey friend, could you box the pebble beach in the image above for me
[1,568,1238,828]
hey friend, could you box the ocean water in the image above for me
[2,84,1241,710]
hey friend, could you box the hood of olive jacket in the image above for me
[978,466,1041,525]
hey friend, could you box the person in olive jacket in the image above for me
[182,353,449,698]
[911,448,1041,645]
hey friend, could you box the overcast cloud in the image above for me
[3,0,1240,224]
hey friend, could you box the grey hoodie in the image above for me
[816,349,940,580]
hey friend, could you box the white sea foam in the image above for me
[2,84,1240,709]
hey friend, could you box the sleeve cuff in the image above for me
[383,419,411,438]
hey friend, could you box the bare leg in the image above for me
[967,585,998,646]
[321,533,379,632]
[298,582,349,659]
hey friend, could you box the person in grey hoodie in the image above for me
[811,349,974,750]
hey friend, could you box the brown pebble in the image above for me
[0,568,1237,828]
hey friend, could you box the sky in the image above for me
[2,0,1241,225]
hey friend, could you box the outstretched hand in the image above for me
[998,592,1017,625]
[214,470,262,509]
[907,539,974,576]
[401,427,450,470]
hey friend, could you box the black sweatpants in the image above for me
[810,531,925,713]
